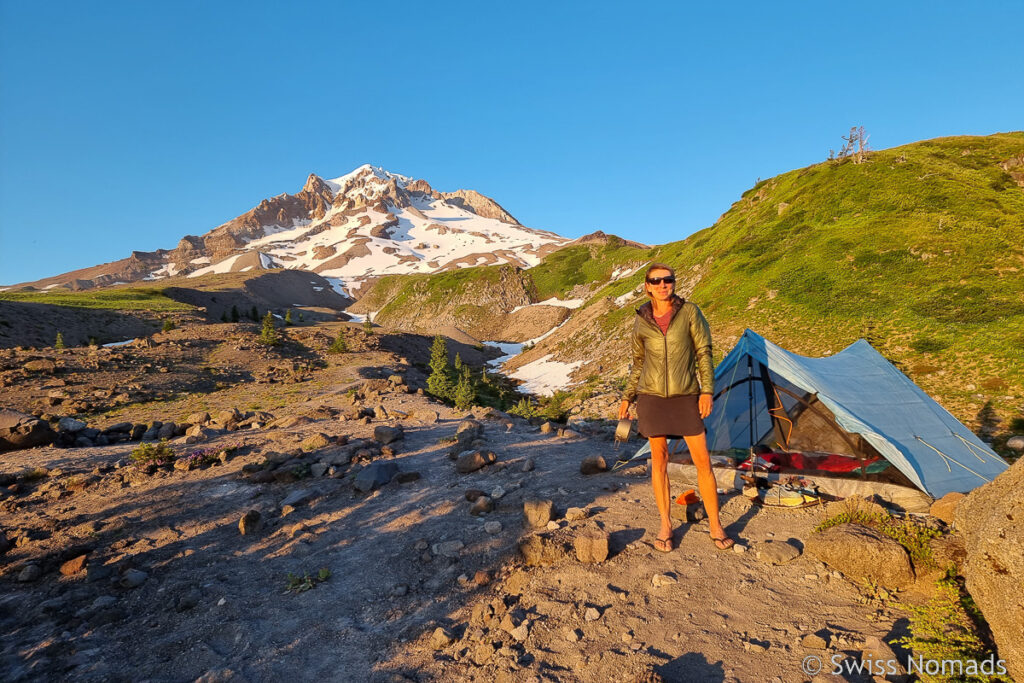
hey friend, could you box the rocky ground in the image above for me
[0,320,959,682]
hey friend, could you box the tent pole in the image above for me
[758,363,786,449]
[747,357,755,449]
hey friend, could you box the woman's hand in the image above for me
[699,394,713,419]
[618,399,631,420]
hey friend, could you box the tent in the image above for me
[631,329,1008,499]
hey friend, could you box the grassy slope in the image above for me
[0,287,194,311]
[589,133,1024,426]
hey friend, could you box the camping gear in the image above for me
[625,329,1009,500]
[675,488,699,505]
[614,418,635,443]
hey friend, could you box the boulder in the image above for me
[523,499,555,528]
[470,496,494,516]
[805,524,915,589]
[0,409,56,452]
[456,450,495,474]
[955,457,1024,681]
[929,491,965,525]
[373,425,403,445]
[519,533,569,567]
[60,554,88,575]
[300,433,331,451]
[580,455,607,475]
[354,461,399,492]
[1005,435,1024,451]
[239,510,261,535]
[58,417,87,433]
[24,359,56,373]
[573,530,610,563]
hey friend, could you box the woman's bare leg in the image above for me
[649,437,673,546]
[683,431,729,542]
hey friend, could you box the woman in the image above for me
[617,263,734,552]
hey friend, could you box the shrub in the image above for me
[162,320,176,332]
[130,440,176,467]
[285,568,331,594]
[259,311,280,346]
[327,330,348,354]
[895,572,1010,682]
[508,397,539,419]
[55,332,65,350]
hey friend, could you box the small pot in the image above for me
[614,418,635,443]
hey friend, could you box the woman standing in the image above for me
[618,263,734,552]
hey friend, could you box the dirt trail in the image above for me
[0,323,911,682]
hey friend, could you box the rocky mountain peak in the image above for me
[9,164,568,294]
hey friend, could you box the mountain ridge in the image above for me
[4,164,565,294]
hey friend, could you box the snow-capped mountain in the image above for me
[11,165,569,295]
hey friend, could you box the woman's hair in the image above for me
[643,262,676,299]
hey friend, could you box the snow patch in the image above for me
[188,254,243,278]
[614,291,640,306]
[509,297,584,313]
[510,354,583,396]
[482,341,524,368]
[102,339,136,348]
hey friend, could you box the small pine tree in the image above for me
[55,332,65,350]
[220,311,229,322]
[250,305,259,321]
[426,335,455,400]
[162,320,176,332]
[230,305,240,323]
[298,312,304,322]
[327,330,348,354]
[362,315,373,335]
[454,353,464,375]
[259,311,280,346]
[454,371,476,409]
[284,309,293,326]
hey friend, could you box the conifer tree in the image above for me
[250,305,259,321]
[454,371,476,409]
[221,311,229,322]
[285,309,293,325]
[327,329,348,354]
[426,335,455,400]
[259,311,280,346]
[55,332,65,350]
[230,305,240,323]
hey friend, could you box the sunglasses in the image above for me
[646,276,675,285]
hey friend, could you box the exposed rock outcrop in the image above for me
[955,458,1024,681]
[0,409,56,452]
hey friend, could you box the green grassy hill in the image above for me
[587,132,1024,431]
[357,133,1024,433]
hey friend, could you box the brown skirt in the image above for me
[636,394,705,438]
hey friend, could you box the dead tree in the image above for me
[836,126,870,163]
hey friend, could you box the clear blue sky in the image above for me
[2,1,1022,285]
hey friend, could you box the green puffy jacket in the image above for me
[622,295,714,401]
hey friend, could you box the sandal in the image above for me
[711,535,735,551]
[653,534,673,553]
